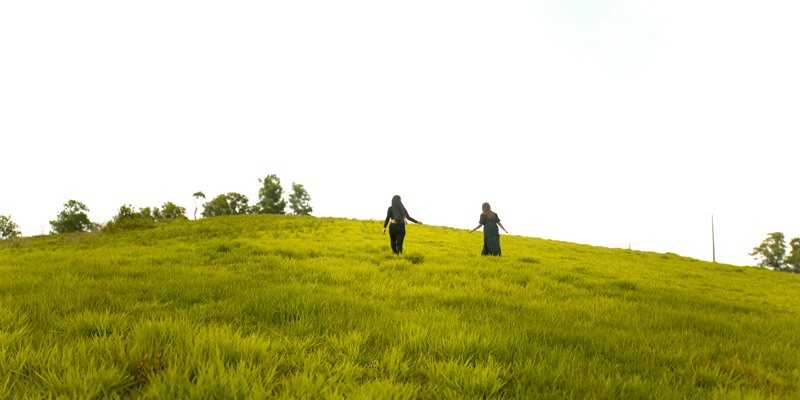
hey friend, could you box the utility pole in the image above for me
[711,214,716,263]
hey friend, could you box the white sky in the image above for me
[1,1,798,266]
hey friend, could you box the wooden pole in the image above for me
[711,214,716,263]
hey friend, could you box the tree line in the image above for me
[750,232,800,274]
[0,174,311,237]
[193,175,311,219]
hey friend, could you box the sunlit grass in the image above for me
[1,215,799,398]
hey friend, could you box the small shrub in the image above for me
[104,218,158,233]
[103,203,187,233]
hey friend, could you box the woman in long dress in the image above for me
[469,202,508,256]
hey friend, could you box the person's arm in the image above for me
[406,215,422,225]
[382,208,391,235]
[469,223,483,233]
[497,221,508,234]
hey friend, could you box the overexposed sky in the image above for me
[2,1,798,266]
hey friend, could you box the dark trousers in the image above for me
[482,235,501,256]
[389,223,406,254]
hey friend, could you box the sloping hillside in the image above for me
[1,215,799,399]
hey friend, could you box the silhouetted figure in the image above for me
[382,195,422,255]
[469,202,508,256]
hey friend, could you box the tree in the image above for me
[50,200,93,234]
[786,238,800,274]
[255,175,286,214]
[0,215,21,239]
[202,194,231,218]
[226,193,250,215]
[114,204,136,221]
[201,193,250,218]
[193,191,206,220]
[160,202,188,220]
[750,232,787,271]
[288,182,313,215]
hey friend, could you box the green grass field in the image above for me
[1,215,799,399]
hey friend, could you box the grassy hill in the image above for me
[1,215,799,399]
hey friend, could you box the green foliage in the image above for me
[750,232,800,273]
[159,202,187,220]
[255,174,286,214]
[0,215,21,239]
[139,206,161,221]
[2,216,800,398]
[786,238,800,273]
[201,193,250,218]
[750,232,787,271]
[115,204,136,220]
[116,203,187,223]
[202,194,230,218]
[288,182,313,216]
[104,205,156,233]
[49,200,93,234]
[104,203,188,233]
[226,193,250,215]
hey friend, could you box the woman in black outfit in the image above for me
[382,195,422,255]
[469,202,508,256]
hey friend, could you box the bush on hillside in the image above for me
[104,202,187,233]
[50,200,93,234]
[145,203,187,222]
[104,205,156,233]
